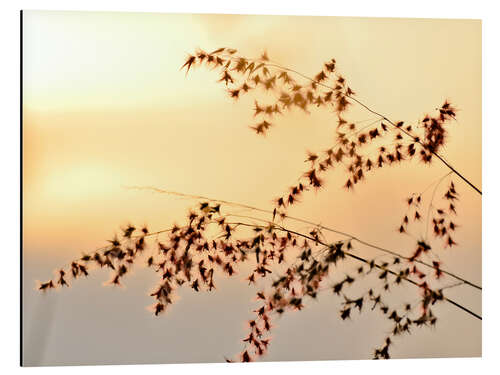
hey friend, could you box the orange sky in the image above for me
[22,11,481,365]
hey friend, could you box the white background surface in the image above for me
[1,0,498,373]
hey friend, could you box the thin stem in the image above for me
[222,53,482,196]
[425,172,453,240]
[347,95,482,196]
[233,221,481,321]
[128,186,482,291]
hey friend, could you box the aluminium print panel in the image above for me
[21,10,482,366]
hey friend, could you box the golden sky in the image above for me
[22,11,481,365]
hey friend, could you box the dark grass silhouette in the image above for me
[37,48,481,362]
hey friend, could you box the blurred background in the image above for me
[22,11,481,365]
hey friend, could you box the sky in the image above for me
[22,10,481,366]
